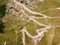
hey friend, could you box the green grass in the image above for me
[0,0,60,45]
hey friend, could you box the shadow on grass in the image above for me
[0,4,6,33]
[0,20,5,33]
[0,4,6,18]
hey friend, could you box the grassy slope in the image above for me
[0,0,60,45]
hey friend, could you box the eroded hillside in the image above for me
[0,0,60,45]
